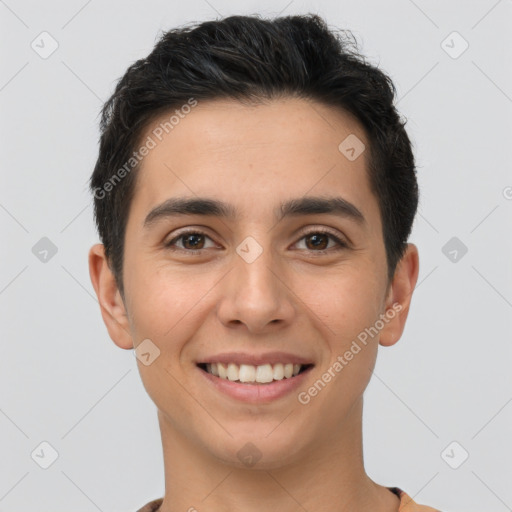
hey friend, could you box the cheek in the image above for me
[124,259,225,356]
[304,281,381,409]
[124,266,209,408]
[301,268,384,342]
[298,268,384,398]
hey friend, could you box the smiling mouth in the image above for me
[197,362,314,384]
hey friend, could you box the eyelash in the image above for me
[164,228,349,255]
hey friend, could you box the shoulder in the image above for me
[136,491,442,512]
[390,487,441,512]
[136,497,163,512]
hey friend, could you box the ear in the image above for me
[88,243,133,350]
[379,243,420,347]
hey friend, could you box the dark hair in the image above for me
[90,13,418,297]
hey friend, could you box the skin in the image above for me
[89,97,419,512]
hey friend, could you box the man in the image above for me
[88,14,440,512]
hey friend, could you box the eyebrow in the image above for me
[143,195,366,228]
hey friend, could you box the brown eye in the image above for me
[295,230,347,253]
[180,233,205,250]
[304,233,330,250]
[165,230,215,252]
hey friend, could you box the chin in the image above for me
[205,427,308,470]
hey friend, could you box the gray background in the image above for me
[1,0,511,511]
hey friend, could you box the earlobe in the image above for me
[88,243,134,350]
[379,243,420,347]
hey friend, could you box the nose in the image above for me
[216,241,296,334]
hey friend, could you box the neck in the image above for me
[156,397,400,512]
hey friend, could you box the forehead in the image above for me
[129,97,379,229]
[139,97,366,163]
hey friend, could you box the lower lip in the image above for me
[198,365,314,403]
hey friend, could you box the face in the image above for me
[90,97,417,470]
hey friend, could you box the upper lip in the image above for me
[197,351,314,366]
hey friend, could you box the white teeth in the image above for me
[227,363,239,381]
[255,364,274,383]
[203,362,306,383]
[217,362,227,379]
[273,363,284,380]
[284,363,294,379]
[239,364,256,382]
